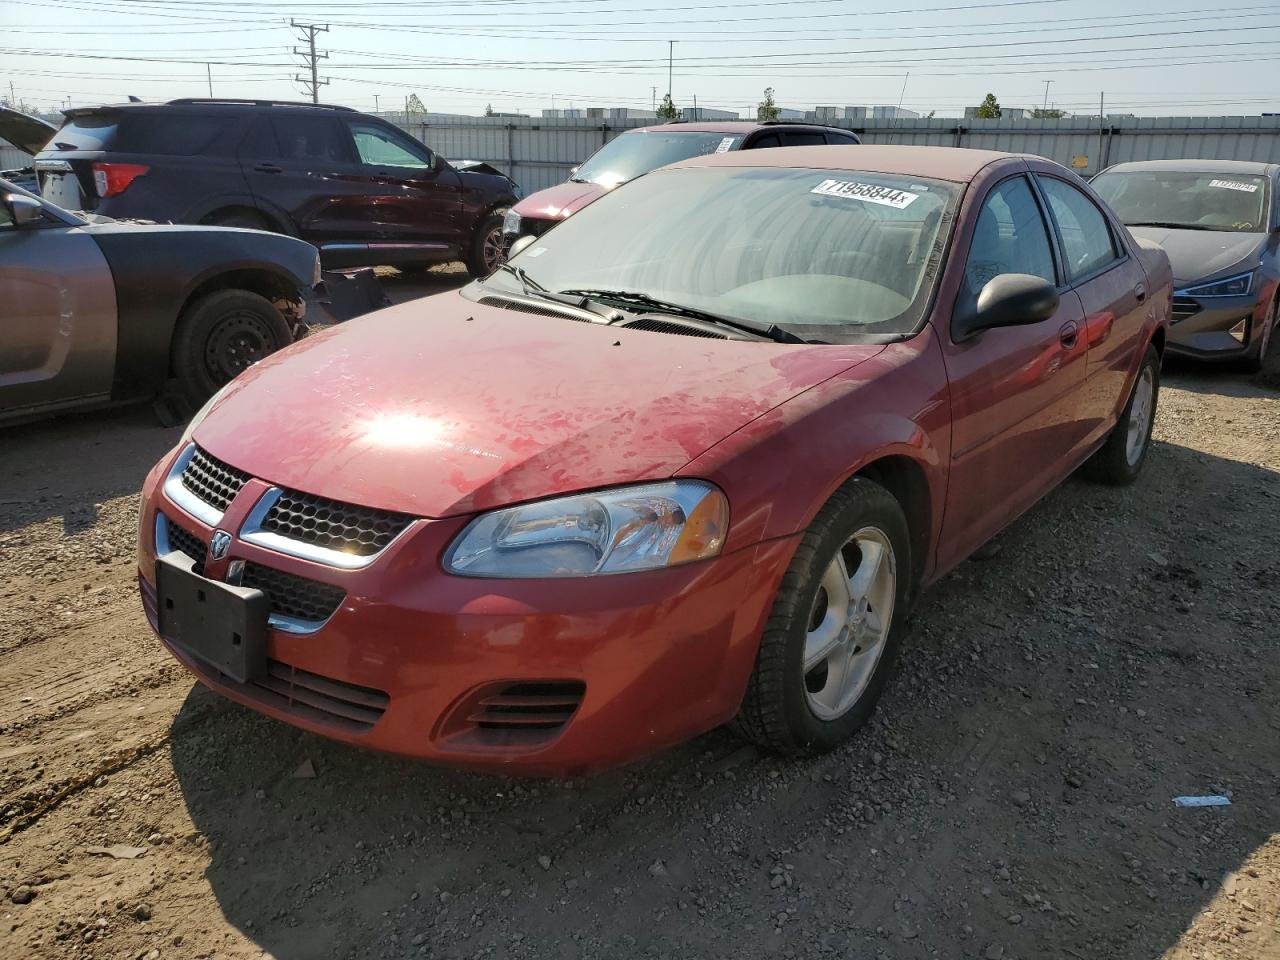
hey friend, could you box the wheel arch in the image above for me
[848,454,932,597]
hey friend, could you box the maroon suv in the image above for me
[503,121,859,247]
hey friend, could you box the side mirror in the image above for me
[508,234,536,258]
[954,273,1059,342]
[3,193,44,228]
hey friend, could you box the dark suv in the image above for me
[33,99,519,276]
[504,120,860,248]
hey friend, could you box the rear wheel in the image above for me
[1082,344,1160,486]
[733,478,911,755]
[463,213,506,278]
[171,289,293,407]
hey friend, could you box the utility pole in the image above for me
[373,94,379,113]
[692,93,697,120]
[291,19,329,104]
[1042,79,1053,114]
[668,40,675,102]
[206,63,213,98]
[1097,91,1105,174]
[651,86,656,111]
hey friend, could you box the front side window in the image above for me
[964,176,1057,307]
[1037,176,1118,280]
[349,122,432,168]
[572,131,744,187]
[1091,170,1270,234]
[478,166,960,340]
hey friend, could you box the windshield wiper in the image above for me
[1126,221,1219,231]
[491,265,622,321]
[559,289,811,344]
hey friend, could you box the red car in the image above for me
[138,146,1170,774]
[503,121,860,248]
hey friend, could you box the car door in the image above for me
[238,113,367,251]
[342,119,464,251]
[935,173,1090,571]
[0,196,117,417]
[1034,173,1152,437]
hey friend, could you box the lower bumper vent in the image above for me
[440,680,586,750]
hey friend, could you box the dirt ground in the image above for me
[2,290,1279,959]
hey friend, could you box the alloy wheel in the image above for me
[803,527,897,721]
[481,225,505,273]
[1125,365,1156,467]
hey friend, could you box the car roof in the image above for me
[669,144,1033,183]
[63,99,357,118]
[632,121,851,135]
[1100,158,1279,177]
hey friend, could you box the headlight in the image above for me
[1179,271,1254,298]
[179,381,234,445]
[444,480,729,578]
[503,209,521,236]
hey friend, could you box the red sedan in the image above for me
[137,146,1170,774]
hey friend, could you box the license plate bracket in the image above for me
[156,552,269,684]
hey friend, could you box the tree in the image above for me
[656,93,679,120]
[757,87,780,122]
[1031,107,1066,119]
[485,103,495,117]
[925,110,936,119]
[974,93,1002,119]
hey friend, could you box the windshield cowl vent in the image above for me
[477,296,595,323]
[618,316,735,340]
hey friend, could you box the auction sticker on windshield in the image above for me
[1209,179,1259,193]
[715,137,736,154]
[811,179,919,208]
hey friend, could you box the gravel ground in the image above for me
[1,325,1278,960]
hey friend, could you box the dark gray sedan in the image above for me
[1092,159,1279,371]
[0,177,319,425]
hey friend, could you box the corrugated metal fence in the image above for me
[400,115,1280,194]
[0,142,29,170]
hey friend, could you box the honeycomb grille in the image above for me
[259,491,413,558]
[241,562,345,624]
[182,447,249,513]
[163,517,207,575]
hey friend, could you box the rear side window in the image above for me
[748,133,782,149]
[118,114,238,156]
[1036,176,1119,280]
[783,132,826,146]
[49,116,118,152]
[826,131,859,144]
[271,116,351,163]
[963,176,1058,307]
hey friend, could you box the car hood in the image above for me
[511,180,608,221]
[1126,226,1266,286]
[193,292,882,519]
[0,106,57,155]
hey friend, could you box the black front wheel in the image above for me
[463,213,507,278]
[171,289,293,407]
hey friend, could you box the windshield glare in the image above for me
[483,166,958,338]
[572,131,741,187]
[1092,170,1270,233]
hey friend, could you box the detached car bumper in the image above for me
[137,445,794,775]
[1167,290,1269,359]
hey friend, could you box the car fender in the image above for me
[678,326,951,581]
[86,225,316,397]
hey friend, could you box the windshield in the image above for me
[479,166,959,340]
[1092,170,1270,233]
[572,130,742,187]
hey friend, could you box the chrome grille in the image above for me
[182,447,249,513]
[1171,296,1201,324]
[259,491,413,558]
[241,562,345,624]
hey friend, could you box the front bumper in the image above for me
[1167,290,1267,359]
[138,446,796,775]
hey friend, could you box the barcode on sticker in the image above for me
[715,137,735,154]
[1208,179,1258,193]
[811,179,919,208]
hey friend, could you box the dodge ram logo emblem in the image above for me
[209,530,233,561]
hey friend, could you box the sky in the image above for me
[4,0,1280,119]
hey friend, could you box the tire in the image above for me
[1239,297,1277,375]
[463,212,506,278]
[204,209,272,231]
[733,478,912,755]
[171,289,293,407]
[1082,344,1160,486]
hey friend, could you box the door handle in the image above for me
[1134,283,1146,303]
[253,163,282,174]
[1058,320,1079,348]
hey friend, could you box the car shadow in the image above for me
[1162,354,1280,397]
[169,436,1280,958]
[0,405,179,536]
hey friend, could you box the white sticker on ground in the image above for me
[715,137,736,154]
[1208,179,1259,193]
[811,179,920,208]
